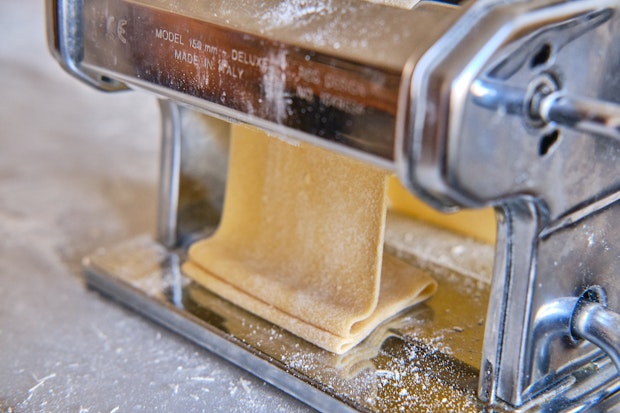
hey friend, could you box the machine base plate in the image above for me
[83,225,491,412]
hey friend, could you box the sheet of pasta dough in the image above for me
[183,125,436,354]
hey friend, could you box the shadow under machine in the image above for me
[48,0,620,411]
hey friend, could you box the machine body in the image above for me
[48,0,620,410]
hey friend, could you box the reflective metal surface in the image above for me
[573,298,620,374]
[540,93,620,143]
[83,221,493,413]
[398,0,620,212]
[78,0,461,168]
[469,84,620,143]
[394,0,620,405]
[47,0,127,90]
[157,99,182,247]
[83,224,620,412]
[156,101,230,248]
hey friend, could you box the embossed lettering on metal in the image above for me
[82,0,401,160]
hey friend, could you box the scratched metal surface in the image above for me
[0,2,313,412]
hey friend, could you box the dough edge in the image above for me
[183,253,436,354]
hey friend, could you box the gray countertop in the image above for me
[0,2,311,412]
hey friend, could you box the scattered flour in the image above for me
[260,0,334,28]
[262,49,290,124]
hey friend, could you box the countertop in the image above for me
[0,2,312,412]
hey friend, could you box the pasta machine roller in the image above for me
[48,0,620,410]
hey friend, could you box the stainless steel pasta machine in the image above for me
[48,0,620,410]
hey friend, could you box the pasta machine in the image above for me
[47,0,620,410]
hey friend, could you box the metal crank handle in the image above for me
[539,92,620,142]
[572,299,620,373]
[472,80,620,142]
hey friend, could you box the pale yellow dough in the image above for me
[388,177,497,244]
[183,125,437,354]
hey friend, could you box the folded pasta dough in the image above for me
[183,125,437,354]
